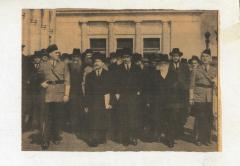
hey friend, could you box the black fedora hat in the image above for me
[60,53,72,61]
[155,53,169,63]
[189,55,201,64]
[72,48,81,56]
[119,48,132,57]
[40,49,49,56]
[170,48,183,56]
[46,44,58,53]
[92,52,106,62]
[201,49,211,56]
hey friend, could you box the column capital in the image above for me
[162,20,171,24]
[134,20,142,24]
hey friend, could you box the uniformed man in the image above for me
[116,48,142,146]
[85,52,111,147]
[39,44,70,150]
[189,49,217,146]
[169,48,190,138]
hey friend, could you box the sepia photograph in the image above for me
[21,8,219,151]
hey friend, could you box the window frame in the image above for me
[142,35,162,55]
[88,35,108,55]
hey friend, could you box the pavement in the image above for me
[22,116,218,152]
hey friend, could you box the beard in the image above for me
[70,63,81,72]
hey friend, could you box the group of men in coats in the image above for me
[22,44,217,150]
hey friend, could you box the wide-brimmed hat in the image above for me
[47,44,58,53]
[201,49,211,56]
[92,52,106,62]
[169,48,183,56]
[40,49,49,56]
[189,55,201,64]
[60,53,72,61]
[155,53,170,63]
[116,48,132,57]
[72,48,81,56]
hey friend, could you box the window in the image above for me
[90,38,106,55]
[143,38,160,56]
[117,38,133,50]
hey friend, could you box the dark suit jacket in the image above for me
[29,65,43,95]
[85,69,110,130]
[169,61,190,103]
[116,63,141,96]
[152,69,178,110]
[116,63,142,129]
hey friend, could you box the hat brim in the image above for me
[170,52,183,56]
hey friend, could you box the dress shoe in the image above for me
[123,142,129,146]
[132,138,138,146]
[52,136,62,145]
[41,141,49,150]
[203,142,210,146]
[168,142,174,148]
[196,141,202,146]
[52,140,61,145]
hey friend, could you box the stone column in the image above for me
[49,10,56,44]
[30,9,41,54]
[135,21,142,54]
[40,9,50,48]
[80,21,88,52]
[162,21,171,54]
[108,21,115,57]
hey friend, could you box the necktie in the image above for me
[205,65,208,72]
[53,60,56,67]
[126,64,130,71]
[175,63,178,69]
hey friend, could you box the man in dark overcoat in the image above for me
[115,48,142,146]
[68,48,84,136]
[107,52,121,141]
[151,54,178,148]
[169,48,190,138]
[28,51,44,130]
[85,52,111,147]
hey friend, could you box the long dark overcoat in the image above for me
[85,69,110,130]
[116,63,142,131]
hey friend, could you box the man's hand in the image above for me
[146,103,150,107]
[137,91,141,96]
[189,99,194,106]
[63,95,69,102]
[41,80,49,88]
[115,94,120,100]
[105,104,112,110]
[84,107,88,113]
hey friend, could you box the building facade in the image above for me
[22,9,218,58]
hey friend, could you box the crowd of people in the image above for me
[22,44,218,150]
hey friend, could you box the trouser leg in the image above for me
[42,103,51,143]
[166,109,177,144]
[51,102,64,140]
